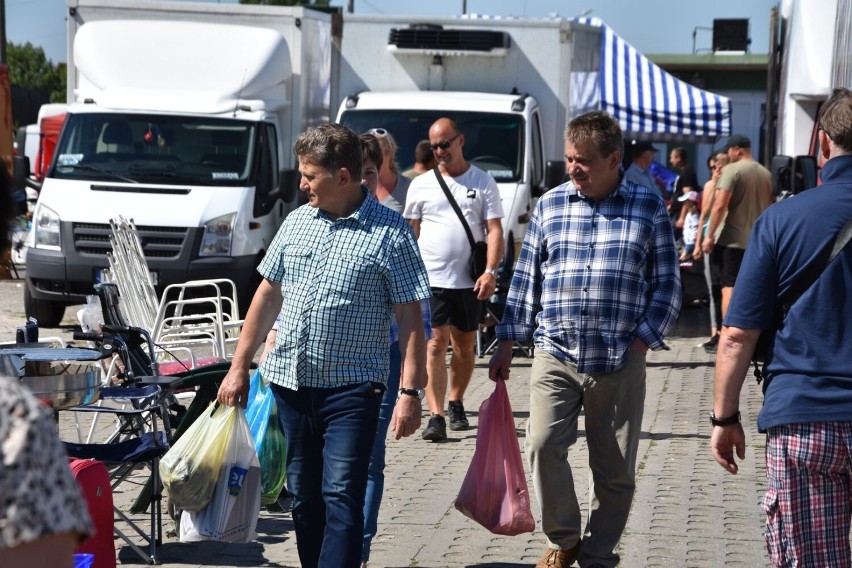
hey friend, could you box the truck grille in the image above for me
[72,223,189,259]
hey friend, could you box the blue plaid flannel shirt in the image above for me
[259,192,431,389]
[496,178,682,373]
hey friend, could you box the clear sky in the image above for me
[6,0,778,65]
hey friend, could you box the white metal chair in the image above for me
[104,216,243,361]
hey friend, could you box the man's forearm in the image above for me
[486,221,504,269]
[396,303,427,389]
[713,326,760,417]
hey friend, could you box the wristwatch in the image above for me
[709,410,741,427]
[484,268,499,277]
[398,387,425,400]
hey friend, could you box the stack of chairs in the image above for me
[102,216,243,365]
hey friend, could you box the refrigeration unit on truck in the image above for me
[766,0,852,196]
[335,14,733,266]
[335,15,603,266]
[25,0,338,326]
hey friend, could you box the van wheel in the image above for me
[24,285,66,328]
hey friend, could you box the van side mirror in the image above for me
[793,156,817,194]
[279,169,300,203]
[769,155,792,196]
[770,155,818,197]
[13,155,31,189]
[543,160,566,194]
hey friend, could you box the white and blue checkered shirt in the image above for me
[259,192,431,389]
[496,178,682,373]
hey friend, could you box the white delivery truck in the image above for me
[334,15,602,265]
[766,0,852,194]
[24,0,339,326]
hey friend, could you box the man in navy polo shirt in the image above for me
[711,88,852,566]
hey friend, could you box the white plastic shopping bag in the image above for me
[179,404,261,543]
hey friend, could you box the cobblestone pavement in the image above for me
[0,278,773,567]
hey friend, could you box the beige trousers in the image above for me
[526,349,646,568]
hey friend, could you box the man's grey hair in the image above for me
[294,123,362,180]
[564,111,623,159]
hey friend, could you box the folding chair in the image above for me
[475,274,534,358]
[64,385,171,564]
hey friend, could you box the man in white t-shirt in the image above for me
[404,117,505,442]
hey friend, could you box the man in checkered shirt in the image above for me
[218,123,430,568]
[489,111,681,568]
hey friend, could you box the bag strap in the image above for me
[753,218,852,382]
[434,167,476,249]
[779,218,852,311]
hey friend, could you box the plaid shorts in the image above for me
[763,422,852,567]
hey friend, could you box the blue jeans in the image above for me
[362,342,401,562]
[272,381,382,568]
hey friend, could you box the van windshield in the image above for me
[52,113,255,186]
[338,110,523,182]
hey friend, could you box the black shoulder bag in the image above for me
[433,167,488,280]
[753,218,852,385]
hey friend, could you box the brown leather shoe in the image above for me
[535,542,581,567]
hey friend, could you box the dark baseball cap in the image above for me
[631,140,658,153]
[723,134,751,151]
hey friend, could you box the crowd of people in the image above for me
[3,90,849,567]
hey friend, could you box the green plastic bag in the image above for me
[160,402,236,512]
[245,370,287,505]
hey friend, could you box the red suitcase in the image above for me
[69,458,117,568]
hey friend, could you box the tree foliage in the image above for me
[7,42,66,103]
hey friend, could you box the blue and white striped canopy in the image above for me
[576,17,731,143]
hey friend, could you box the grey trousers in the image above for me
[526,349,646,568]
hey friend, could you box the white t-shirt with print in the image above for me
[404,165,504,289]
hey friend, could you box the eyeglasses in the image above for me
[429,134,461,152]
[367,128,388,137]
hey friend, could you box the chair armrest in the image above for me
[135,374,188,390]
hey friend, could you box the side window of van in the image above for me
[254,123,280,217]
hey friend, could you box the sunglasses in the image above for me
[429,134,461,152]
[367,128,388,137]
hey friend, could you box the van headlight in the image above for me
[199,212,235,256]
[33,203,61,250]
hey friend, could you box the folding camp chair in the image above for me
[64,384,172,564]
[79,284,246,518]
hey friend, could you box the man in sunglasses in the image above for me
[403,117,504,442]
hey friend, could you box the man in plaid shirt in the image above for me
[218,124,430,568]
[489,111,681,568]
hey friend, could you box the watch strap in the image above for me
[709,410,740,427]
[398,387,424,400]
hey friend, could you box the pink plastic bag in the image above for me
[454,378,536,535]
